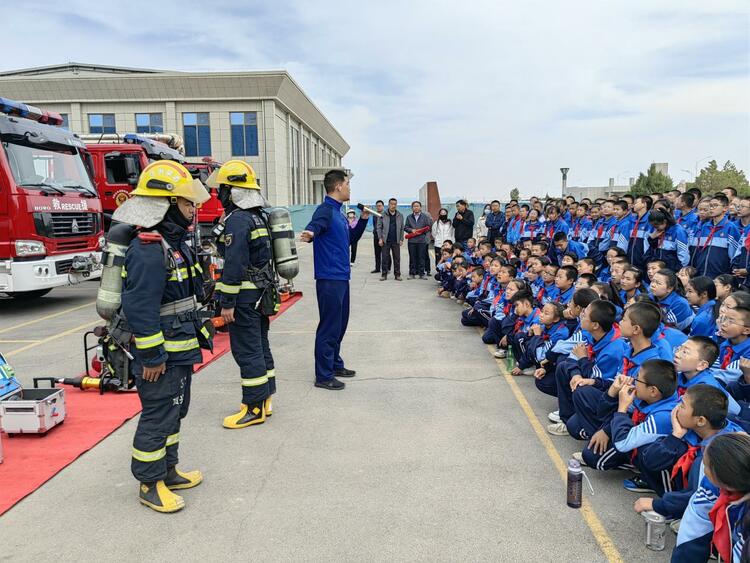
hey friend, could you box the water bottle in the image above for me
[642,511,666,551]
[506,347,515,371]
[567,459,583,508]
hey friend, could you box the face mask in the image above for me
[218,186,232,209]
[484,209,491,215]
[164,202,192,230]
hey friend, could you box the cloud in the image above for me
[3,0,748,200]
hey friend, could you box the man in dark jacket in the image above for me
[300,170,369,391]
[404,201,433,279]
[371,200,385,273]
[485,200,505,242]
[452,200,475,246]
[376,198,404,281]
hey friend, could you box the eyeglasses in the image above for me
[673,345,692,358]
[717,315,750,328]
[708,203,724,208]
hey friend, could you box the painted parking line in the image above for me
[481,336,624,563]
[0,301,96,335]
[5,320,99,358]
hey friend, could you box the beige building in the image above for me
[0,62,349,206]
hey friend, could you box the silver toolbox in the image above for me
[0,377,66,435]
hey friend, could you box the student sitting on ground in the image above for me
[650,269,695,332]
[523,256,545,297]
[619,267,644,304]
[482,279,528,347]
[713,300,750,385]
[450,262,470,301]
[547,300,629,437]
[598,247,626,283]
[510,301,568,377]
[677,265,697,291]
[552,265,577,305]
[577,257,596,276]
[592,281,624,321]
[645,258,667,286]
[671,432,750,563]
[465,256,495,306]
[575,273,597,291]
[579,359,678,472]
[686,276,718,338]
[539,262,559,304]
[461,260,509,327]
[490,289,539,353]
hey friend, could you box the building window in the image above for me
[88,113,116,134]
[229,112,259,156]
[182,112,211,157]
[60,114,69,130]
[135,113,163,134]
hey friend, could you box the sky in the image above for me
[2,0,749,201]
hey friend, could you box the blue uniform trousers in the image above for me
[228,300,275,405]
[315,279,350,382]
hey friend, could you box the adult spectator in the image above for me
[377,198,404,281]
[371,200,385,273]
[347,210,360,264]
[431,208,454,270]
[404,201,433,279]
[476,204,490,238]
[485,200,505,243]
[452,199,475,246]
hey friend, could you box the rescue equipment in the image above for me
[267,207,299,281]
[96,223,135,320]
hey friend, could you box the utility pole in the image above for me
[560,168,569,193]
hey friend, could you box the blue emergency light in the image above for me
[0,96,64,126]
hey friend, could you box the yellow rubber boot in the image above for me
[264,397,273,417]
[165,466,203,490]
[139,481,185,513]
[222,402,265,429]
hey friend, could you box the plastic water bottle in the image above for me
[567,459,583,508]
[642,511,666,551]
[506,347,515,371]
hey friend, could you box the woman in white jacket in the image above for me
[476,204,490,238]
[431,208,455,271]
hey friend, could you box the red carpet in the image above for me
[0,291,302,516]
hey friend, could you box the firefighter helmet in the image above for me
[206,160,260,190]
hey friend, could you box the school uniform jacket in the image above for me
[643,224,690,273]
[677,369,741,416]
[542,218,569,242]
[610,216,633,251]
[520,220,543,242]
[623,212,653,269]
[689,300,717,338]
[570,216,593,243]
[676,208,699,237]
[692,215,740,279]
[587,217,616,267]
[527,321,569,363]
[654,291,694,332]
[730,222,750,289]
[610,393,680,453]
[712,337,750,385]
[576,327,629,385]
[553,240,587,266]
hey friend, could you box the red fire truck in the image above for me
[0,97,103,299]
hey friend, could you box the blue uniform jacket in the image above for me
[528,321,569,363]
[306,196,367,280]
[655,290,694,332]
[121,224,204,368]
[542,218,569,242]
[730,223,750,288]
[520,220,542,241]
[554,240,587,266]
[541,283,559,304]
[610,216,633,251]
[690,300,717,338]
[677,369,741,416]
[570,217,592,243]
[712,337,750,385]
[644,224,690,273]
[576,327,629,384]
[692,215,740,279]
[554,285,575,305]
[506,216,525,244]
[676,209,699,237]
[623,212,653,269]
[653,324,689,357]
[485,211,505,241]
[611,393,679,453]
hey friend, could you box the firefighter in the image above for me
[112,160,211,513]
[209,160,278,429]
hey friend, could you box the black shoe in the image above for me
[623,476,655,493]
[315,378,345,390]
[380,275,387,281]
[335,367,356,377]
[371,269,380,274]
[419,275,426,280]
[395,276,402,281]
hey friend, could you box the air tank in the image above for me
[267,207,298,281]
[96,223,135,320]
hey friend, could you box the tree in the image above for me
[631,163,674,196]
[689,160,750,196]
[509,187,520,201]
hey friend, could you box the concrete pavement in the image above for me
[0,235,669,562]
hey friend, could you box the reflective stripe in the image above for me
[241,375,269,387]
[250,228,269,240]
[132,446,166,462]
[166,433,179,447]
[216,281,259,293]
[195,262,203,273]
[168,266,199,281]
[135,331,165,349]
[266,369,275,378]
[164,338,199,352]
[200,326,210,338]
[121,267,127,279]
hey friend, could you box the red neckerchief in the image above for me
[542,321,565,341]
[536,285,545,302]
[701,223,723,250]
[609,222,618,238]
[622,358,636,376]
[481,276,490,292]
[513,318,524,332]
[573,220,581,237]
[528,224,538,238]
[744,229,750,251]
[630,217,641,238]
[503,302,512,315]
[720,346,734,369]
[671,445,700,489]
[677,386,687,397]
[709,489,744,563]
[546,222,555,239]
[630,407,648,462]
[597,222,605,238]
[586,344,594,360]
[492,291,504,306]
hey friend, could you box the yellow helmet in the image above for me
[207,160,260,190]
[132,161,210,204]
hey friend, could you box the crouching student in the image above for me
[437,257,464,298]
[482,279,527,346]
[562,301,672,443]
[579,359,678,472]
[547,300,628,437]
[461,260,509,327]
[464,256,494,306]
[538,288,599,401]
[510,301,568,376]
[634,385,742,518]
[450,262,470,301]
[491,290,539,354]
[457,266,483,302]
[671,433,750,563]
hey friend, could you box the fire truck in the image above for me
[83,134,224,239]
[0,97,103,299]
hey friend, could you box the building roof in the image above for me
[0,63,349,155]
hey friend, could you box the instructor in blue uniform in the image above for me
[300,170,368,390]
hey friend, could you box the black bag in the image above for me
[258,285,281,316]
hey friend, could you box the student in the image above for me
[570,203,593,243]
[575,273,597,291]
[609,200,633,250]
[460,259,506,327]
[537,288,599,400]
[463,265,487,305]
[450,263,470,301]
[553,265,577,305]
[634,385,741,515]
[686,276,718,338]
[623,195,653,269]
[677,265,697,290]
[646,259,667,285]
[675,191,699,235]
[644,208,690,274]
[542,205,569,241]
[539,263,559,304]
[671,433,750,563]
[608,260,629,296]
[465,255,494,306]
[500,290,541,353]
[552,232,587,266]
[715,273,739,305]
[649,269,695,332]
[597,247,626,283]
[713,303,750,385]
[560,253,579,267]
[579,360,678,471]
[547,300,629,436]
[619,267,643,304]
[531,240,549,258]
[482,279,527,346]
[692,194,741,279]
[511,301,568,376]
[520,208,543,242]
[731,196,750,289]
[577,257,596,275]
[592,281,624,320]
[523,257,545,297]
